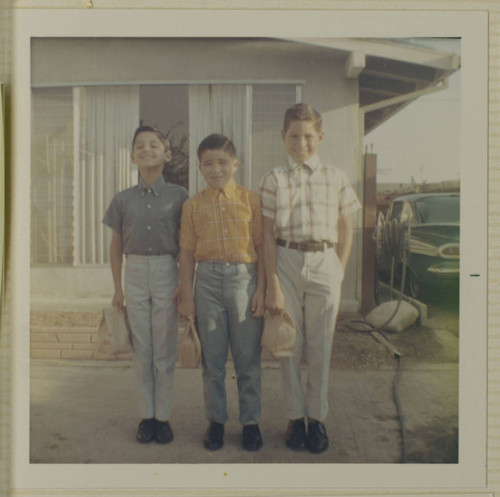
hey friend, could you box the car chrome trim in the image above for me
[409,239,438,256]
[438,243,460,259]
[427,266,460,274]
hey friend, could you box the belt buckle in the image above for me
[311,242,324,252]
[299,242,315,253]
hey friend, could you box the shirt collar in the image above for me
[206,179,237,200]
[286,154,321,173]
[139,175,165,196]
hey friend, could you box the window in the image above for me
[31,87,74,265]
[389,201,403,222]
[188,83,300,192]
[31,83,299,266]
[415,196,460,224]
[74,86,140,265]
[400,202,413,224]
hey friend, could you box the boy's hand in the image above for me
[265,286,286,315]
[171,285,181,304]
[251,289,265,318]
[178,296,196,321]
[112,289,125,309]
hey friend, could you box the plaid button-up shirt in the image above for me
[180,179,263,263]
[259,154,361,243]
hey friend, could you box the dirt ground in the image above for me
[30,305,459,370]
[31,310,102,328]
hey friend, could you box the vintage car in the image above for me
[376,192,460,301]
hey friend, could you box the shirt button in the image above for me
[147,226,151,230]
[148,204,151,208]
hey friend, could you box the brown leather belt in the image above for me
[276,238,333,252]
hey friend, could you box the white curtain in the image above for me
[188,84,250,193]
[75,85,140,264]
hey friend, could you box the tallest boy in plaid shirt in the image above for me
[260,103,361,454]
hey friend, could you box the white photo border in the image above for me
[12,8,488,491]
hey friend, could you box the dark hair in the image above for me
[283,103,323,133]
[132,125,170,151]
[197,133,236,160]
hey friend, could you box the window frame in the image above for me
[32,81,303,266]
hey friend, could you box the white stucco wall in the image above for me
[300,53,362,307]
[31,266,114,311]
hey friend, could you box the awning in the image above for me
[283,38,461,134]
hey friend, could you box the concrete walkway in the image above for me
[30,319,458,465]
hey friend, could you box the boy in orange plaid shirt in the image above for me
[178,134,265,452]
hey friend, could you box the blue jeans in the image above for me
[194,260,263,425]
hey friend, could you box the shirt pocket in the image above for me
[158,203,177,230]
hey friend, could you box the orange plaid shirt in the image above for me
[180,180,263,263]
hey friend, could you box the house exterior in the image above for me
[30,37,460,312]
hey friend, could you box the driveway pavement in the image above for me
[29,312,459,465]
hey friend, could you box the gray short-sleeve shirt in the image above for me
[103,176,189,256]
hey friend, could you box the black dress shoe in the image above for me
[285,418,306,451]
[203,421,224,450]
[242,424,263,451]
[306,421,329,453]
[136,418,156,443]
[156,420,174,444]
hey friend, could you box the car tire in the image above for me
[406,268,422,300]
[374,269,382,305]
[374,259,382,305]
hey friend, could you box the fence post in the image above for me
[362,153,377,313]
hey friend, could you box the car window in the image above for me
[400,202,413,224]
[389,201,403,221]
[414,196,460,224]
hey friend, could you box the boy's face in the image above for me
[199,149,238,190]
[281,119,324,164]
[131,131,171,170]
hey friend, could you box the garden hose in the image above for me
[346,216,411,463]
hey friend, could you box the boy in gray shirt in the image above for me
[103,125,188,444]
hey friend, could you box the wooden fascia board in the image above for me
[284,38,460,72]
